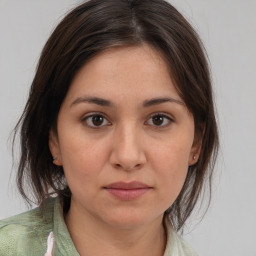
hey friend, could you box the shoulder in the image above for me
[164,218,198,256]
[173,232,198,256]
[0,198,56,256]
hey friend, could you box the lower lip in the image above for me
[105,188,151,201]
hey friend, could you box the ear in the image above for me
[188,125,204,166]
[49,129,62,166]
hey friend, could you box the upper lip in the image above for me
[104,181,151,190]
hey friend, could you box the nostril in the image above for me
[115,163,122,168]
[114,163,142,171]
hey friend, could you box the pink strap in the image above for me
[44,232,54,256]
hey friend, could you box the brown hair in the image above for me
[14,0,218,231]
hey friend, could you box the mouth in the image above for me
[103,181,152,201]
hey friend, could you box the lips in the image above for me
[104,181,152,201]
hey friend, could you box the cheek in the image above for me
[58,132,109,188]
[150,137,192,172]
[149,141,191,200]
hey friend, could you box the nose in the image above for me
[109,124,146,171]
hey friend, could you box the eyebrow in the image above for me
[142,97,184,107]
[70,96,184,108]
[70,96,113,108]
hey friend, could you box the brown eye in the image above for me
[146,114,172,127]
[92,115,104,126]
[82,114,110,128]
[152,115,164,126]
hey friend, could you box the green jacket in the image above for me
[0,197,197,256]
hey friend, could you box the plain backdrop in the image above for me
[0,0,255,255]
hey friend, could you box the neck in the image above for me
[65,200,167,256]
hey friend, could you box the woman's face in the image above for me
[49,45,200,229]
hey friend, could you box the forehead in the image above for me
[65,44,181,103]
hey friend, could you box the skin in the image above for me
[49,44,201,256]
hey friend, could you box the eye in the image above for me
[146,113,173,127]
[82,113,111,128]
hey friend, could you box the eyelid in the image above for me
[145,112,174,127]
[81,112,111,128]
[81,111,174,129]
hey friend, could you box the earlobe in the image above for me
[188,127,204,166]
[189,154,198,166]
[49,130,62,166]
[188,144,202,166]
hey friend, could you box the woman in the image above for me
[0,0,218,255]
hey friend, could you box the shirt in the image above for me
[0,197,198,256]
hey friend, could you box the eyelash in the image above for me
[145,113,173,128]
[81,112,173,129]
[81,112,111,129]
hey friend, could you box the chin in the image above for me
[101,209,160,230]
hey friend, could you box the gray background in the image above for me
[0,0,255,255]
